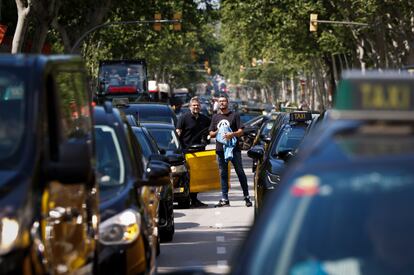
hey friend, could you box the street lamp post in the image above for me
[70,18,182,54]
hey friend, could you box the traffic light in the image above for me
[173,12,182,31]
[154,13,162,31]
[310,13,318,32]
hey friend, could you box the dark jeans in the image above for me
[216,150,249,200]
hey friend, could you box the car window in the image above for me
[55,70,91,141]
[272,125,306,155]
[133,129,155,164]
[94,125,125,187]
[249,164,414,275]
[135,108,175,125]
[147,128,181,151]
[0,70,26,167]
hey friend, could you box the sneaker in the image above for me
[244,197,253,207]
[214,199,230,207]
[191,199,208,208]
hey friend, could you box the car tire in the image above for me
[177,196,191,209]
[160,218,175,242]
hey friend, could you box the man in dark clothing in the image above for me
[209,95,252,207]
[176,97,211,208]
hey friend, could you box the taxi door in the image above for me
[185,148,230,193]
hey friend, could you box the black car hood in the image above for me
[267,158,285,175]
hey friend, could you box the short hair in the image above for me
[218,94,229,101]
[190,96,200,104]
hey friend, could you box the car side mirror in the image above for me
[186,144,206,153]
[144,160,171,186]
[166,153,185,164]
[47,141,93,184]
[247,145,264,159]
[149,153,168,162]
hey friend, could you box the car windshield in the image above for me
[94,125,125,188]
[272,125,306,156]
[248,163,414,275]
[0,71,26,169]
[240,113,261,124]
[146,128,181,151]
[99,63,145,92]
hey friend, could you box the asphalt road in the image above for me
[157,150,255,274]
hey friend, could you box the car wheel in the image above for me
[177,196,191,209]
[160,218,174,242]
[156,236,161,256]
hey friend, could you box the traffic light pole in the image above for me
[70,19,181,53]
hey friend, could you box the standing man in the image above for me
[209,94,252,207]
[176,97,211,208]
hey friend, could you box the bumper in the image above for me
[98,235,147,275]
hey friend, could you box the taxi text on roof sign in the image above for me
[335,71,414,111]
[289,111,312,122]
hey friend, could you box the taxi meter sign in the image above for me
[289,111,312,122]
[335,72,414,111]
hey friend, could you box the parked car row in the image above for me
[0,55,186,274]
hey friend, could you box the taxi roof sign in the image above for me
[289,111,312,122]
[334,71,414,120]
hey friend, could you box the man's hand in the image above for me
[223,132,234,140]
[209,130,218,138]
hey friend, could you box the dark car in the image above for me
[131,125,175,242]
[142,123,191,208]
[116,102,177,126]
[248,111,313,214]
[94,104,170,274]
[0,55,98,274]
[232,71,414,275]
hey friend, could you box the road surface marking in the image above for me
[216,236,225,242]
[217,260,228,268]
[217,247,226,254]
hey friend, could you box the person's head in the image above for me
[366,191,414,270]
[189,97,201,115]
[218,94,229,112]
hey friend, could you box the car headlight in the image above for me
[0,217,21,255]
[265,171,280,189]
[99,209,141,245]
[171,164,187,174]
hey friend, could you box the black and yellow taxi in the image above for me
[247,111,313,214]
[232,71,414,275]
[94,103,170,274]
[0,55,98,274]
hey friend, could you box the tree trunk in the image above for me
[12,0,32,53]
[31,0,60,53]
